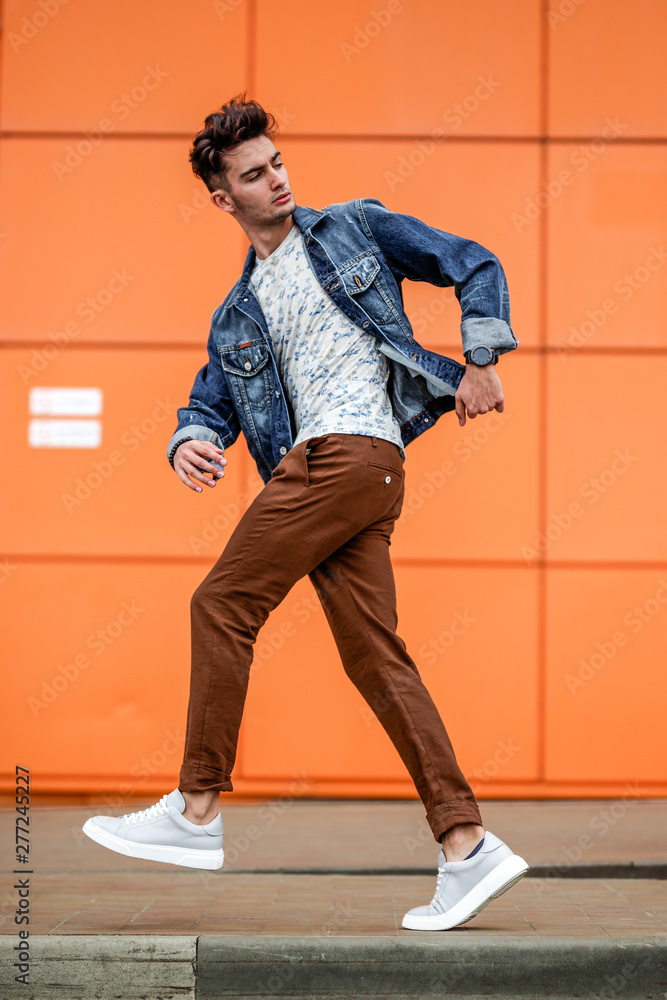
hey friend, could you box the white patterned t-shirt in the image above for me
[248,223,405,457]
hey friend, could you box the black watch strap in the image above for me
[465,346,498,366]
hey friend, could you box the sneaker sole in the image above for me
[82,819,224,871]
[401,854,529,931]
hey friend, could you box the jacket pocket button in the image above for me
[244,361,252,371]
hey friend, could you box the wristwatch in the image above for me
[464,346,498,366]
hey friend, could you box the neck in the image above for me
[239,215,295,261]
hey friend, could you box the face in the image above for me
[212,135,295,226]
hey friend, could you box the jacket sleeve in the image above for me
[166,316,241,468]
[358,197,518,357]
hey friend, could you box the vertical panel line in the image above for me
[536,0,550,787]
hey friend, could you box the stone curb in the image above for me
[0,935,196,999]
[197,935,666,997]
[2,934,664,998]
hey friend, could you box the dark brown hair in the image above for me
[189,94,278,191]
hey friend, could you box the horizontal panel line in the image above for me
[2,342,666,356]
[0,340,204,351]
[1,774,664,789]
[2,554,667,571]
[1,131,667,145]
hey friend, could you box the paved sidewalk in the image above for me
[1,798,665,998]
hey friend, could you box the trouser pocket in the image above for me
[302,435,332,487]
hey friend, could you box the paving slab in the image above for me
[1,870,666,936]
[1,797,665,874]
[1,799,665,998]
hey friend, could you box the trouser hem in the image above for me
[426,801,485,844]
[179,763,233,793]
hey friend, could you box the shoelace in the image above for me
[430,862,448,906]
[122,794,170,825]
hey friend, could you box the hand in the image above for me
[173,440,227,493]
[454,364,504,427]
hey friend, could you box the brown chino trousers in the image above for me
[179,433,483,843]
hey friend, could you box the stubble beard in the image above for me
[232,192,294,229]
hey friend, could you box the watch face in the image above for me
[472,346,493,365]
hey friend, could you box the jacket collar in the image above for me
[235,204,328,297]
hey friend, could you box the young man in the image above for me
[83,96,528,931]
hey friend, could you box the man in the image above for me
[83,95,529,931]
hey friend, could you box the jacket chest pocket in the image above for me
[219,340,272,410]
[338,253,394,325]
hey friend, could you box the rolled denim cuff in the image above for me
[461,317,518,358]
[166,424,224,469]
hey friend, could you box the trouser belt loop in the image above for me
[372,436,378,447]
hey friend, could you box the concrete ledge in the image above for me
[0,935,196,999]
[1,934,664,998]
[197,935,667,997]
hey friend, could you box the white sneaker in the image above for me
[82,789,224,870]
[402,830,528,930]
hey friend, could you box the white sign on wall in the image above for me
[29,387,103,416]
[27,387,104,449]
[29,419,102,449]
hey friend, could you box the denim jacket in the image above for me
[167,197,517,484]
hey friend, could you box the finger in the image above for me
[193,456,226,477]
[455,394,466,427]
[179,460,218,488]
[188,444,227,468]
[175,467,204,493]
[496,398,505,413]
[193,442,226,461]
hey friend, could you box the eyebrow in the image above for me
[239,150,282,180]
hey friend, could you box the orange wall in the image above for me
[1,0,666,804]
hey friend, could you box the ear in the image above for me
[210,189,234,213]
